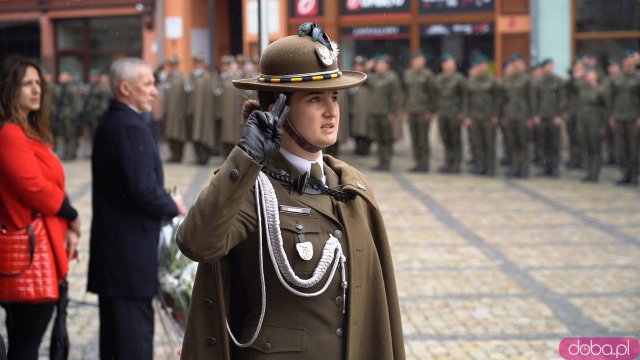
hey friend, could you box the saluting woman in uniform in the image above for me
[177,24,405,359]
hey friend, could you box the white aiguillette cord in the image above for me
[226,172,348,348]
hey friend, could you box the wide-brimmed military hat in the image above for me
[233,23,366,92]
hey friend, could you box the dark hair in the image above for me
[0,56,52,143]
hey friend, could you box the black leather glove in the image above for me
[238,94,290,164]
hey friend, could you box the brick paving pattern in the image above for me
[1,129,639,359]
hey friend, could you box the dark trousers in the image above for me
[370,114,394,166]
[539,118,562,173]
[438,115,462,170]
[99,297,154,360]
[615,119,639,180]
[471,119,496,174]
[1,302,55,360]
[506,119,530,176]
[408,113,430,169]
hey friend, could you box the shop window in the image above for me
[576,0,640,33]
[0,22,40,63]
[55,17,142,81]
[576,38,640,65]
[421,23,494,74]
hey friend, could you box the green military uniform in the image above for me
[578,82,607,181]
[565,74,584,169]
[608,68,640,183]
[365,70,403,169]
[403,66,436,171]
[189,68,218,164]
[533,73,566,175]
[162,71,189,162]
[78,81,111,143]
[435,71,466,172]
[501,72,533,177]
[601,72,618,164]
[52,82,82,160]
[178,27,405,360]
[348,84,371,155]
[218,70,246,157]
[464,73,500,175]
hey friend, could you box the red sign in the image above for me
[296,0,319,17]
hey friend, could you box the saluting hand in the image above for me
[238,94,290,164]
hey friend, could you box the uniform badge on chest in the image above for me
[296,240,314,261]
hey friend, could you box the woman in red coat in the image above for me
[0,56,80,360]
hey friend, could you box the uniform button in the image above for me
[295,224,303,230]
[336,328,343,338]
[207,337,218,346]
[335,296,343,306]
[204,298,214,307]
[229,169,239,181]
[333,230,343,239]
[262,342,272,351]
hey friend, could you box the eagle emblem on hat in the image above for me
[316,44,334,67]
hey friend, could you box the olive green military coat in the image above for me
[177,147,405,360]
[162,73,189,141]
[218,74,248,145]
[365,71,404,140]
[190,71,219,148]
[348,85,370,138]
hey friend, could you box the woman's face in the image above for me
[283,90,340,156]
[18,66,42,116]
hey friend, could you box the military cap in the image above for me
[508,53,524,63]
[440,53,454,62]
[233,23,366,92]
[607,58,620,66]
[59,67,71,75]
[353,55,367,65]
[376,54,392,63]
[168,54,180,65]
[470,54,488,67]
[220,55,235,65]
[623,48,637,59]
[540,58,553,66]
[90,68,102,76]
[235,54,246,64]
[411,50,426,59]
[192,53,205,62]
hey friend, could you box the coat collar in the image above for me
[265,152,377,209]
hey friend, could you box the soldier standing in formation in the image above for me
[565,59,585,169]
[403,50,436,172]
[532,58,566,177]
[365,55,403,171]
[348,55,372,156]
[578,68,607,182]
[189,54,218,165]
[609,49,640,186]
[501,54,533,178]
[530,62,544,165]
[52,69,82,160]
[464,55,500,176]
[602,59,621,165]
[435,53,465,173]
[218,55,248,158]
[162,55,190,162]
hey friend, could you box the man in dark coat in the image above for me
[88,57,186,360]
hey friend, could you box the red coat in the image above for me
[0,123,69,283]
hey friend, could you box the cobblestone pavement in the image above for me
[1,128,639,359]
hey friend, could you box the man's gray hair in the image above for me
[109,57,152,93]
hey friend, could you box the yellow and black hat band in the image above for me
[257,69,342,83]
